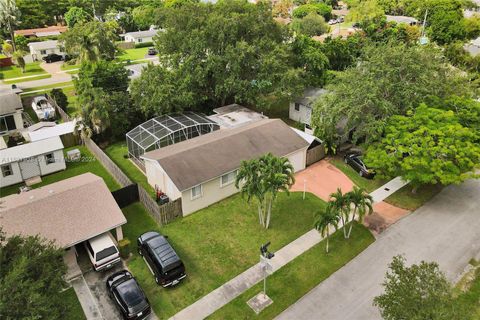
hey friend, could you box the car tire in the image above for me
[155,276,160,285]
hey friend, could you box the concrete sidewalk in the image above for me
[71,275,103,320]
[170,177,408,320]
[370,176,408,203]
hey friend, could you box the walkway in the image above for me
[276,177,480,320]
[170,177,406,320]
[71,275,103,320]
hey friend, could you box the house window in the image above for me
[1,164,13,177]
[220,171,236,187]
[45,153,55,164]
[40,50,47,55]
[137,38,143,43]
[191,184,202,200]
[294,103,300,111]
[0,115,16,133]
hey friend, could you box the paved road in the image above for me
[276,178,480,320]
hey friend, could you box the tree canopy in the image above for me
[134,0,304,114]
[0,229,69,319]
[311,42,472,145]
[292,3,332,20]
[292,12,329,37]
[364,105,480,189]
[64,6,91,27]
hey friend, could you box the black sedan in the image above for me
[147,47,157,55]
[344,153,376,179]
[42,53,63,63]
[106,270,151,320]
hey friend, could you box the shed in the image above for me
[289,88,327,126]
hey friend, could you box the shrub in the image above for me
[50,88,69,111]
[135,41,154,48]
[118,238,131,259]
[292,3,332,20]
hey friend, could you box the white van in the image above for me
[84,232,121,271]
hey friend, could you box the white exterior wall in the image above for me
[181,175,240,216]
[144,160,181,200]
[0,162,23,188]
[289,102,312,125]
[38,149,66,175]
[30,47,65,61]
[286,148,307,173]
[125,35,153,43]
[13,112,23,131]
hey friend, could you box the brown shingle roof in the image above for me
[14,26,67,37]
[0,173,126,248]
[142,119,309,191]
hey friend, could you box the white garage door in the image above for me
[19,157,41,180]
[287,150,306,173]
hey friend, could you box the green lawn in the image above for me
[104,141,156,197]
[0,61,48,80]
[330,158,442,211]
[3,73,52,84]
[454,260,480,319]
[21,81,74,95]
[116,47,149,62]
[0,145,120,197]
[210,223,374,319]
[61,288,86,320]
[61,63,79,71]
[123,192,326,319]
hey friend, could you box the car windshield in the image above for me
[96,246,118,261]
[164,260,183,273]
[116,280,145,307]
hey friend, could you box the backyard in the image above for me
[330,158,443,211]
[0,61,48,80]
[122,192,327,319]
[0,145,120,197]
[104,141,156,196]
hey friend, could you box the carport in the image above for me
[0,173,127,278]
[291,127,325,166]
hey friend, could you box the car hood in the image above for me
[128,300,150,315]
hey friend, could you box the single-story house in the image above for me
[207,104,268,128]
[0,173,126,248]
[124,29,158,43]
[289,88,327,127]
[0,92,24,135]
[14,26,68,38]
[0,136,66,188]
[141,119,310,215]
[386,15,418,26]
[28,120,78,147]
[28,40,65,61]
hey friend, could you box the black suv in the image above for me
[106,270,151,320]
[137,231,186,287]
[42,53,63,63]
[344,153,376,179]
[147,47,157,55]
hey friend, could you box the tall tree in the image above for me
[291,35,329,87]
[292,12,329,37]
[346,186,373,238]
[374,255,458,320]
[235,153,295,229]
[0,229,69,319]
[60,20,117,63]
[0,0,20,51]
[314,204,340,253]
[64,6,91,27]
[364,105,480,192]
[312,43,472,146]
[328,188,351,238]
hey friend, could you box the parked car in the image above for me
[147,47,157,55]
[344,153,376,179]
[137,231,186,287]
[328,19,338,25]
[106,270,151,320]
[42,53,64,63]
[31,95,56,120]
[84,232,121,271]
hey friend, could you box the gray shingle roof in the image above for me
[142,119,309,191]
[0,92,23,115]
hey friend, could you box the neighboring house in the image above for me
[386,15,418,26]
[0,92,24,135]
[141,119,310,215]
[0,136,66,188]
[124,29,158,43]
[465,37,480,56]
[289,88,327,127]
[0,173,126,251]
[207,104,268,128]
[28,120,78,147]
[28,40,65,61]
[14,26,68,38]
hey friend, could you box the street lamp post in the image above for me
[260,242,275,297]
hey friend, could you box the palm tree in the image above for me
[74,118,93,144]
[261,153,295,229]
[314,204,340,253]
[346,186,373,238]
[0,0,20,52]
[329,188,351,238]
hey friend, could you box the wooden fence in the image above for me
[47,94,71,123]
[84,138,182,225]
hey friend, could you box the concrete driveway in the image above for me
[276,177,480,320]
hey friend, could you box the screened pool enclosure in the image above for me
[126,112,220,161]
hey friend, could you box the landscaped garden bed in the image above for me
[122,191,326,319]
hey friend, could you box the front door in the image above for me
[19,157,41,180]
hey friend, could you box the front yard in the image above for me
[330,158,443,210]
[122,192,326,319]
[61,287,86,320]
[0,61,48,80]
[116,47,150,62]
[0,145,120,197]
